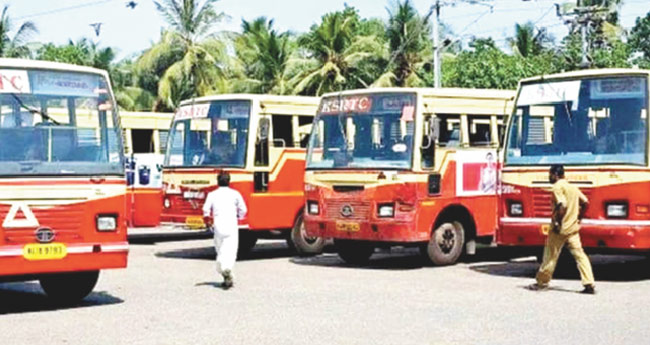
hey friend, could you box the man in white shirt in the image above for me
[202,172,247,289]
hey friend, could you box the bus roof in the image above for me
[179,94,320,107]
[321,87,515,101]
[0,58,110,78]
[520,68,650,84]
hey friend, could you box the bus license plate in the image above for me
[540,224,550,236]
[185,216,205,229]
[23,243,67,261]
[336,222,360,232]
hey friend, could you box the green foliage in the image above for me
[629,11,650,63]
[7,0,646,111]
[374,0,432,87]
[443,38,559,90]
[0,5,38,58]
[292,6,386,95]
[139,0,229,110]
[232,17,293,94]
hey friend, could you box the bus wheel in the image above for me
[288,214,325,256]
[423,221,465,266]
[237,231,258,258]
[335,239,374,265]
[39,270,99,304]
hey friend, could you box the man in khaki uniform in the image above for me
[529,165,596,294]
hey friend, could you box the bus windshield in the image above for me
[165,100,250,168]
[0,68,122,176]
[307,93,416,170]
[506,76,649,166]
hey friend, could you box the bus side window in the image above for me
[255,117,270,166]
[271,114,293,148]
[437,114,461,147]
[421,115,436,169]
[298,116,313,148]
[468,116,491,147]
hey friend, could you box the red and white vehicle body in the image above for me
[0,59,127,302]
[304,88,514,265]
[498,69,650,252]
[161,94,324,254]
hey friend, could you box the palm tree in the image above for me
[291,7,385,95]
[138,0,229,110]
[508,22,550,58]
[0,5,38,58]
[374,0,432,87]
[233,17,293,94]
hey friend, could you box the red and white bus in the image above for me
[161,94,324,255]
[498,69,650,253]
[304,88,514,265]
[0,59,128,302]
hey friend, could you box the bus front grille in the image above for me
[325,200,371,221]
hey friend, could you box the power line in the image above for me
[16,0,117,20]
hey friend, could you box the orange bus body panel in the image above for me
[0,179,128,277]
[498,169,650,250]
[161,149,307,231]
[304,158,498,242]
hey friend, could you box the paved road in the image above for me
[2,234,650,345]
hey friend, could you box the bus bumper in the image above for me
[0,241,128,277]
[305,216,426,243]
[499,218,650,250]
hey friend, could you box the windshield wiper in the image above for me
[11,94,61,125]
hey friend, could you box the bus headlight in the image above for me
[509,201,523,217]
[163,198,171,209]
[378,204,395,218]
[606,203,628,218]
[96,215,117,231]
[307,201,320,215]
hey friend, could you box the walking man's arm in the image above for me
[235,192,247,220]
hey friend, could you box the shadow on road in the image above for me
[129,230,212,245]
[195,281,225,289]
[0,282,123,315]
[470,254,650,282]
[291,245,535,271]
[291,250,426,270]
[156,241,299,261]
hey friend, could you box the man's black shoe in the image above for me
[526,283,549,291]
[580,285,596,295]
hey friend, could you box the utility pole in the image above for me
[433,0,441,88]
[555,1,611,69]
[432,0,493,88]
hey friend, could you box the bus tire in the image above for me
[422,221,465,266]
[237,231,258,258]
[288,214,325,256]
[335,239,374,265]
[39,270,99,304]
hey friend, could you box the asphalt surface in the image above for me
[2,232,650,345]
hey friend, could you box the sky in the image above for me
[4,0,650,60]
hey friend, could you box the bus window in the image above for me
[468,116,491,147]
[272,114,293,148]
[159,129,169,154]
[298,115,313,148]
[436,114,461,147]
[421,115,435,169]
[132,129,154,153]
[255,117,270,166]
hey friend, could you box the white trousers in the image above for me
[214,230,239,275]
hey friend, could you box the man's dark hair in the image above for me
[550,164,565,178]
[218,172,230,187]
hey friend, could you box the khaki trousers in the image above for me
[536,230,595,286]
